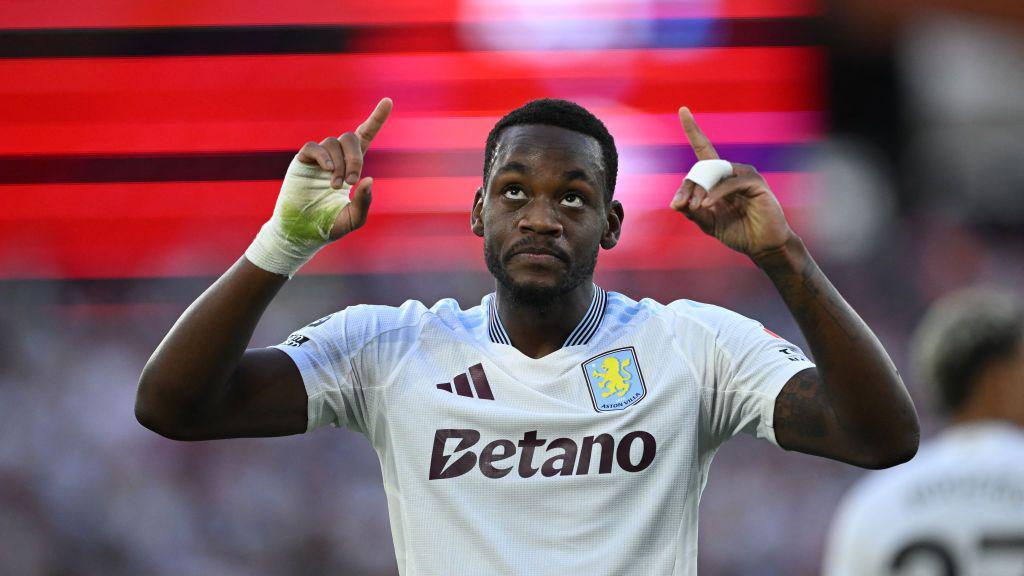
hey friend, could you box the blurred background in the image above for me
[1,0,1022,574]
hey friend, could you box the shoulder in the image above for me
[825,464,916,573]
[827,467,917,555]
[837,425,1024,533]
[666,298,761,330]
[600,292,762,336]
[602,292,748,326]
[840,463,917,513]
[341,298,431,330]
[601,291,651,328]
[597,294,765,353]
[291,299,433,352]
[631,296,763,342]
[834,437,951,525]
[329,297,486,349]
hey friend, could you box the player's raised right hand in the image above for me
[295,97,393,239]
[245,98,392,278]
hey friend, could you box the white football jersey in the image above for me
[823,422,1024,576]
[273,285,815,575]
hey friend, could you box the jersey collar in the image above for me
[487,284,608,348]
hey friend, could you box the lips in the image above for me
[508,245,567,262]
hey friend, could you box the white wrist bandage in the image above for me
[244,156,351,278]
[685,159,733,191]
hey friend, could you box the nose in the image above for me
[517,196,563,237]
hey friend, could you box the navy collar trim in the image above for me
[487,295,513,345]
[487,285,607,348]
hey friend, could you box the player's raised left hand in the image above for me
[670,107,797,258]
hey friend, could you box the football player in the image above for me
[824,288,1024,576]
[137,98,919,575]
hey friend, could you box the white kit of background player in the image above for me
[824,289,1024,576]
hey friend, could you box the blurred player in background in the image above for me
[136,97,919,575]
[824,288,1024,576]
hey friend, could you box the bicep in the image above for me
[184,348,308,440]
[773,367,871,465]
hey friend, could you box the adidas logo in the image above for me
[436,363,494,400]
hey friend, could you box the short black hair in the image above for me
[911,287,1024,413]
[483,98,618,203]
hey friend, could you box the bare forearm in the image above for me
[136,256,288,428]
[754,236,919,460]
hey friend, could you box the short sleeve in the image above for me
[271,312,367,434]
[270,300,429,437]
[669,300,816,447]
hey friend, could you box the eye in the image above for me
[561,193,584,208]
[502,185,527,200]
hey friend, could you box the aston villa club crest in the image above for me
[582,347,646,412]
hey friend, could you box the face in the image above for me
[471,124,623,306]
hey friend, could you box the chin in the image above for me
[484,238,596,307]
[506,281,572,307]
[501,265,594,308]
[505,266,564,291]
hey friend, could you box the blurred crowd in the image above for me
[4,1,1024,575]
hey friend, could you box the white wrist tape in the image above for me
[684,159,733,191]
[244,156,351,278]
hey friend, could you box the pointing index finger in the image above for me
[355,97,393,152]
[678,106,719,161]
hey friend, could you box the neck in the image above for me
[952,408,1024,428]
[951,365,1024,428]
[495,281,594,359]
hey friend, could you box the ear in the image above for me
[600,199,624,249]
[471,187,485,237]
